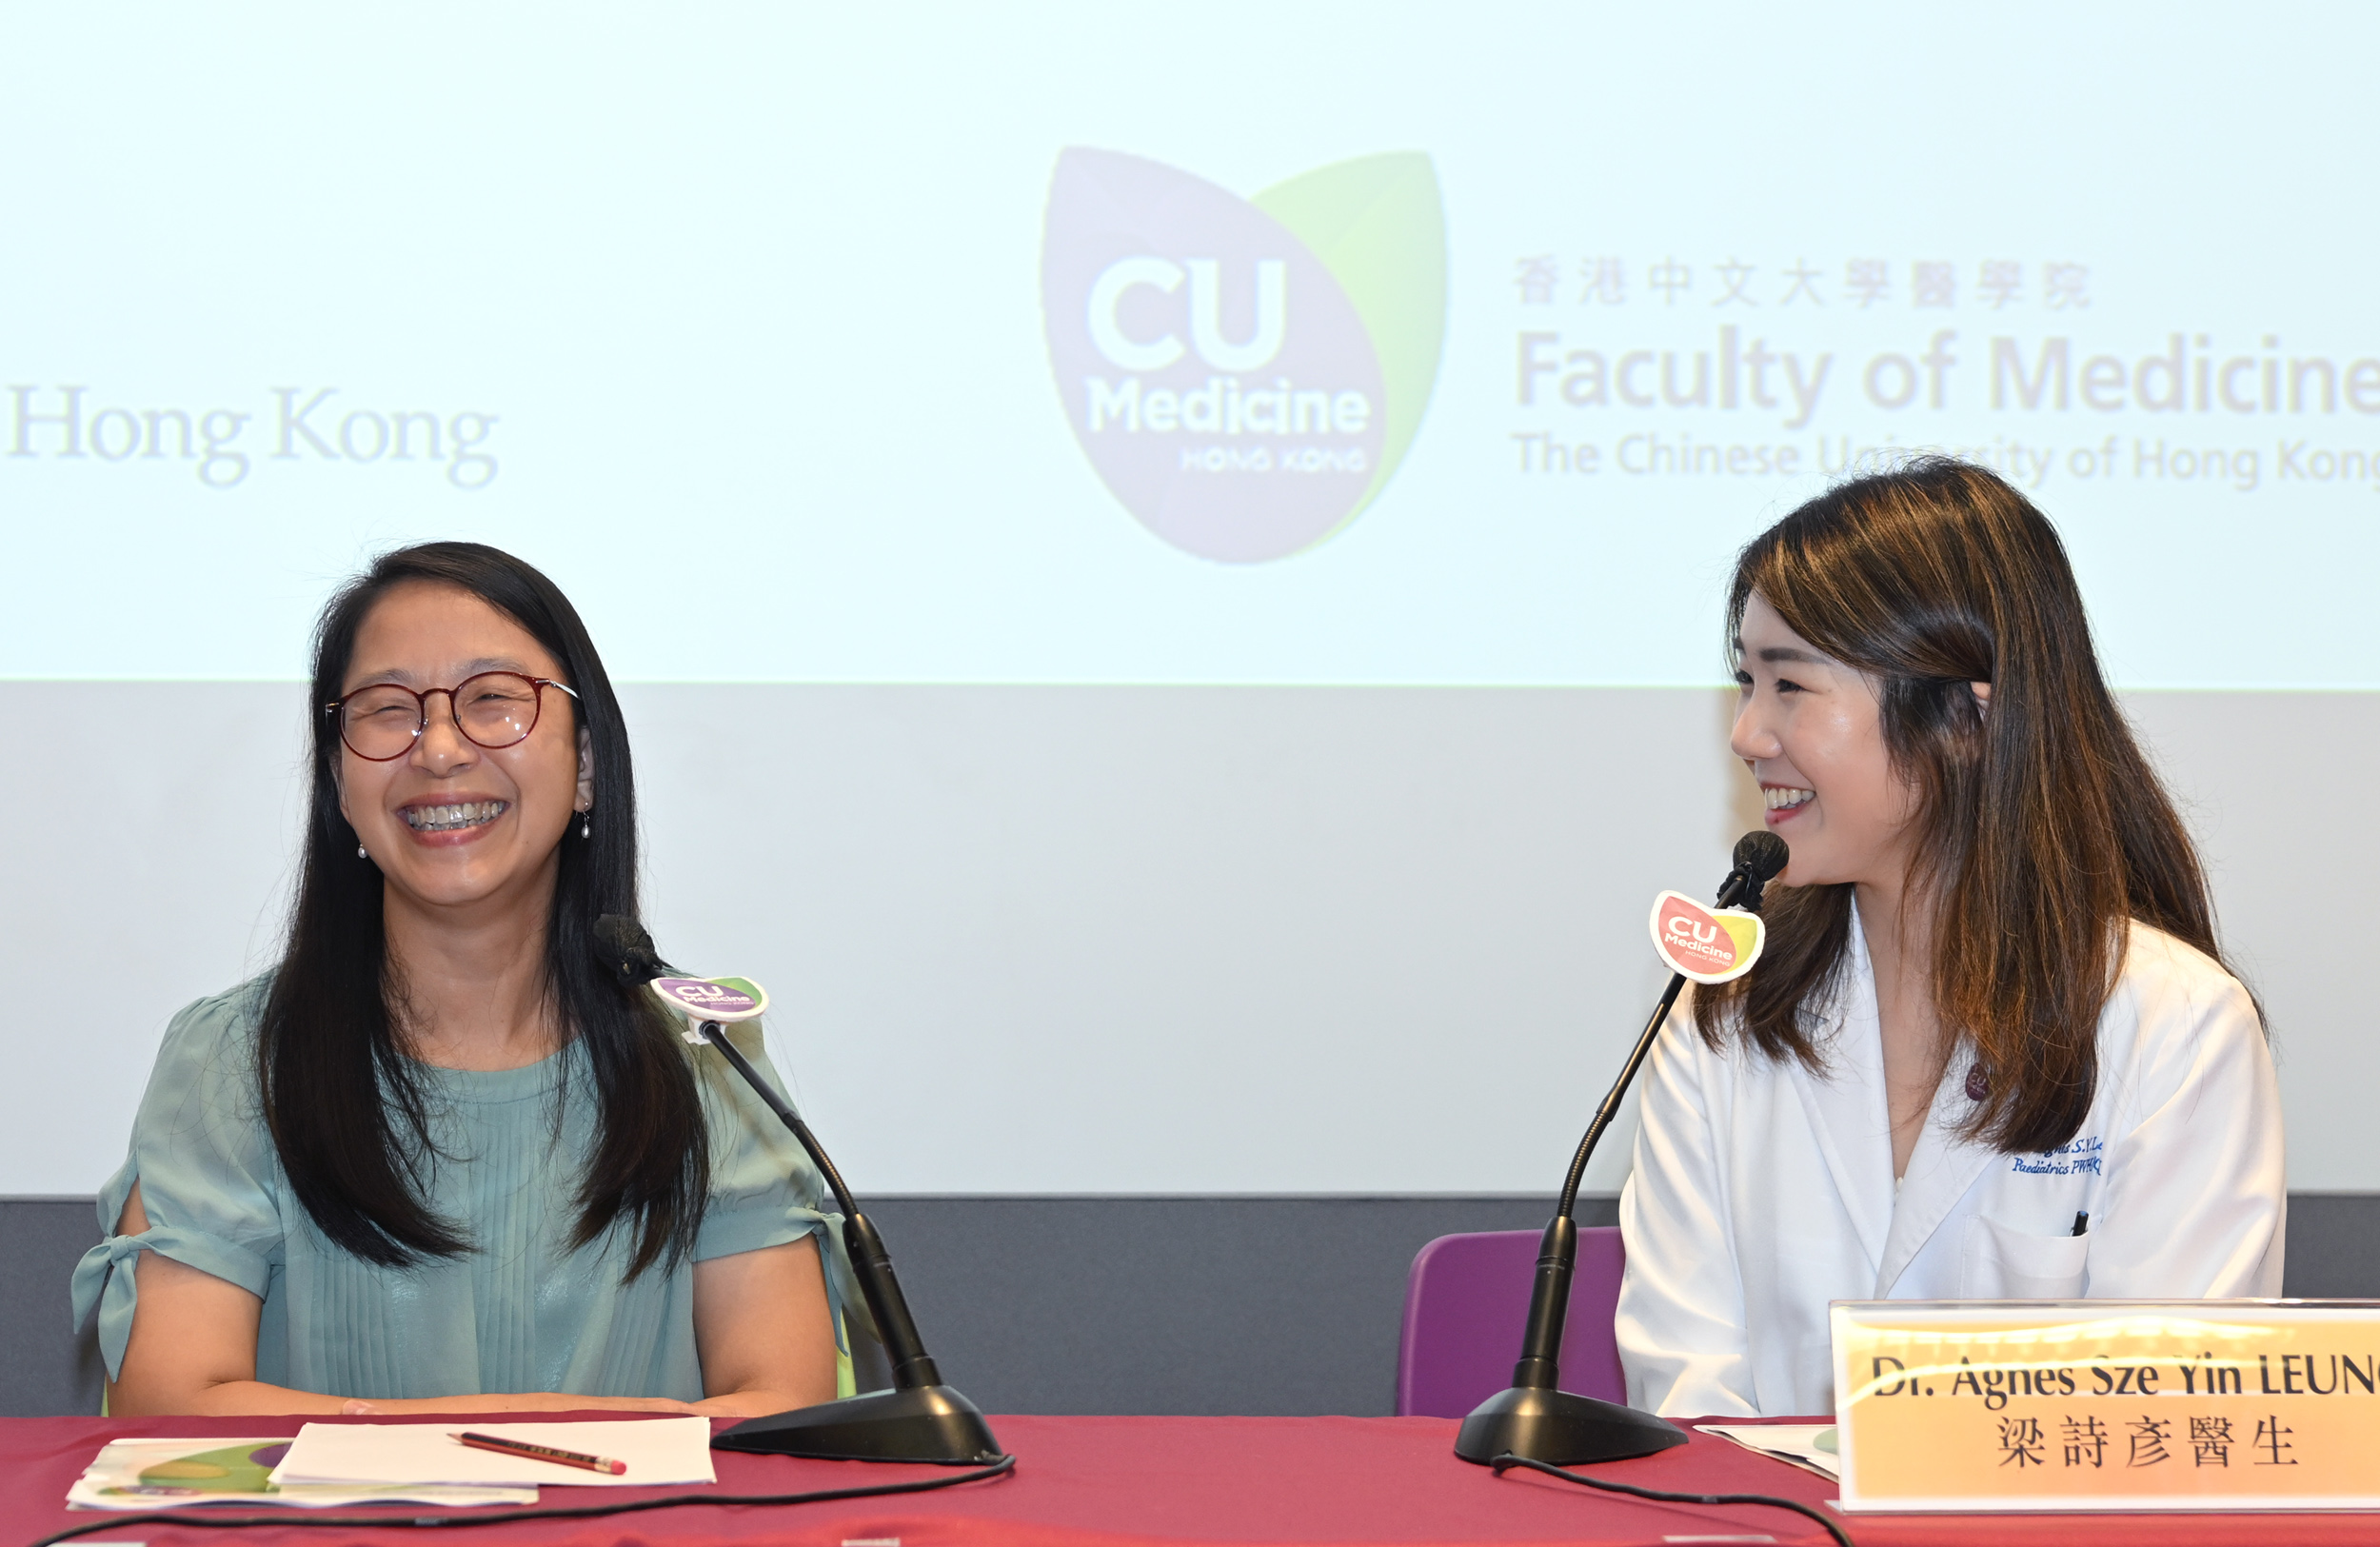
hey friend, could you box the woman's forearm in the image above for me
[113,1380,694,1418]
[111,1378,351,1417]
[344,1392,697,1416]
[689,1387,812,1418]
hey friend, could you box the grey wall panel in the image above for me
[2278,1195,2380,1300]
[0,1200,104,1418]
[9,1194,2374,1418]
[858,1196,1607,1416]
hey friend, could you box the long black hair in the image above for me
[258,542,706,1278]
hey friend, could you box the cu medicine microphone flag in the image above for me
[1648,892,1766,984]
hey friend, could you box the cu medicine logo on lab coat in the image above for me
[1041,148,1446,563]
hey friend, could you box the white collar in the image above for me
[1778,897,2000,1295]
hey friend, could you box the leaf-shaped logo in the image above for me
[1041,149,1445,563]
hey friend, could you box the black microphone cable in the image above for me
[23,1453,1016,1547]
[1492,1451,1852,1547]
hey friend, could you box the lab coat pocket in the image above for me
[1959,1215,2090,1299]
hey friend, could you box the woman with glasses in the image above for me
[74,543,848,1417]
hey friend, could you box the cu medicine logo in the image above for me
[1041,149,1446,563]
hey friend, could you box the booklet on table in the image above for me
[69,1437,535,1510]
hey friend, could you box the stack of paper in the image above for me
[69,1438,534,1510]
[1696,1423,1842,1479]
[270,1417,717,1489]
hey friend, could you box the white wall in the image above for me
[8,683,2365,1197]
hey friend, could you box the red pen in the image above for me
[448,1431,627,1477]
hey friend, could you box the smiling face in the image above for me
[1730,590,1919,893]
[336,581,590,918]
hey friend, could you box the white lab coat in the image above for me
[1616,913,2286,1418]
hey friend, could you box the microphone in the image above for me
[594,913,672,988]
[594,915,1003,1466]
[1454,830,1790,1467]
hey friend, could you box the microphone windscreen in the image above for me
[1733,829,1790,883]
[593,913,671,987]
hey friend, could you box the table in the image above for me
[11,1412,2380,1547]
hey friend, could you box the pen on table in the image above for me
[448,1432,627,1477]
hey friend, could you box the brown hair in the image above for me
[1697,457,2240,1154]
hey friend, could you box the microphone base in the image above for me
[711,1384,1004,1465]
[1453,1384,1689,1466]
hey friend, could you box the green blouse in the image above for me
[72,977,857,1403]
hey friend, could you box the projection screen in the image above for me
[3,3,2371,1196]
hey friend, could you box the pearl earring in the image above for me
[357,843,368,860]
[580,811,591,840]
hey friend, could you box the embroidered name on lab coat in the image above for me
[2010,1136,2104,1176]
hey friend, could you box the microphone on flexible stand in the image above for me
[1454,830,1790,1467]
[593,915,1003,1466]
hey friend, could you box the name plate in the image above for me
[1832,1299,2380,1513]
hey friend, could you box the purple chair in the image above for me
[1395,1226,1628,1418]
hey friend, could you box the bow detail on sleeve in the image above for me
[71,1225,271,1382]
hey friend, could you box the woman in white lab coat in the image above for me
[1616,457,2286,1418]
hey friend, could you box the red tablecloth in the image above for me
[11,1411,2380,1547]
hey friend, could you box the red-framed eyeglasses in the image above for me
[327,671,580,762]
